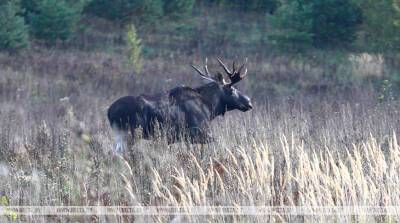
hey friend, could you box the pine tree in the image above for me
[20,0,38,18]
[84,0,137,24]
[0,1,29,52]
[164,0,194,20]
[85,0,163,29]
[135,0,163,30]
[29,0,85,44]
[360,0,400,51]
[270,0,362,49]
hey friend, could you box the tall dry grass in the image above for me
[1,49,399,222]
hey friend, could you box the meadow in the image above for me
[1,47,400,222]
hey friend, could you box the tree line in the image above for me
[0,0,399,54]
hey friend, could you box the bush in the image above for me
[0,1,29,52]
[270,0,362,49]
[29,0,85,44]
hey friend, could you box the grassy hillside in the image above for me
[1,5,400,222]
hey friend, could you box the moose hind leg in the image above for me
[112,128,127,154]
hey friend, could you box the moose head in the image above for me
[191,58,253,113]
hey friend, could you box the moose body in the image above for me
[108,85,215,146]
[108,59,252,153]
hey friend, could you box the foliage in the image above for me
[136,0,163,30]
[125,24,143,74]
[84,0,137,24]
[29,0,86,44]
[163,0,194,20]
[0,0,29,52]
[395,0,400,26]
[20,0,38,16]
[201,0,279,13]
[270,0,362,49]
[229,0,279,13]
[360,0,400,52]
[85,0,163,29]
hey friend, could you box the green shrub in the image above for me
[270,0,362,49]
[29,0,85,44]
[0,1,29,52]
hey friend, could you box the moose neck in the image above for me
[195,82,227,119]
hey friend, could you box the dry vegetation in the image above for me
[1,48,399,222]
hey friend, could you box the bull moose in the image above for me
[107,58,252,153]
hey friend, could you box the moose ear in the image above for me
[216,72,227,85]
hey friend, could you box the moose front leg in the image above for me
[187,127,214,159]
[188,127,214,144]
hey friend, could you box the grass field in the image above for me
[1,48,400,222]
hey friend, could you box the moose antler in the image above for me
[217,58,248,87]
[191,58,216,82]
